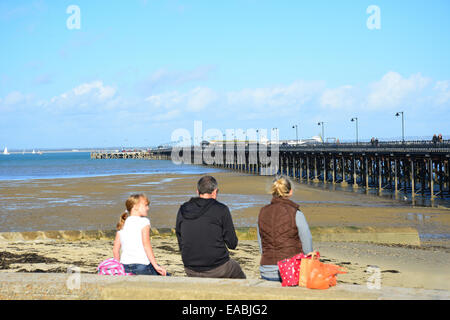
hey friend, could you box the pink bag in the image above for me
[277,252,320,287]
[97,258,134,276]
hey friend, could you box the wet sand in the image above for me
[1,171,449,244]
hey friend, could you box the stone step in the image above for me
[0,272,448,300]
[0,226,421,246]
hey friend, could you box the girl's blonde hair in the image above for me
[116,194,150,230]
[270,175,292,198]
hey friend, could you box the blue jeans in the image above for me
[261,274,282,282]
[259,265,282,282]
[123,263,170,276]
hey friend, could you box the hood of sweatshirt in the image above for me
[180,197,217,220]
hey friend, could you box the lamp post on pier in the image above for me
[351,117,359,144]
[318,122,325,143]
[292,125,298,144]
[395,111,405,143]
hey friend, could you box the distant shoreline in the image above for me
[4,150,116,154]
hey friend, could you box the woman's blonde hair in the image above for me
[116,194,150,230]
[270,175,292,198]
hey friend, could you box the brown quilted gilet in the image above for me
[258,197,302,265]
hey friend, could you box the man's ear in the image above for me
[196,190,199,196]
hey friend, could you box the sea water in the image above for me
[0,152,223,181]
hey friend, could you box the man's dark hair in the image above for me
[197,176,218,195]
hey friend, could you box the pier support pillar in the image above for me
[394,159,398,196]
[430,159,435,199]
[313,156,319,183]
[378,158,383,195]
[439,161,444,198]
[352,157,358,189]
[299,157,303,182]
[341,156,348,187]
[293,156,297,180]
[332,156,336,184]
[411,159,415,200]
[306,156,310,182]
[365,157,369,192]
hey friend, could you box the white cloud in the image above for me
[366,71,431,109]
[227,80,325,109]
[43,81,117,111]
[434,80,450,105]
[4,91,25,105]
[153,109,182,122]
[320,85,356,109]
[72,81,116,100]
[0,91,34,112]
[145,91,185,109]
[186,87,218,112]
[146,86,218,115]
[2,71,448,130]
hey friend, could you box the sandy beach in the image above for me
[1,169,450,297]
[1,170,450,241]
[1,237,449,293]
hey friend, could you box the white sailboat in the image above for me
[32,149,36,154]
[3,147,9,155]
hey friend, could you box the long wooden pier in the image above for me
[91,140,450,203]
[91,151,170,160]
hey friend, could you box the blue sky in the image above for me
[1,0,449,149]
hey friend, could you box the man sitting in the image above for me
[175,175,246,279]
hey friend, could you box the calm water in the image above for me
[0,152,223,181]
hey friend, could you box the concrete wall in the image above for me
[0,226,421,246]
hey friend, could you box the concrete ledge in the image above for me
[0,227,421,246]
[0,273,448,300]
[310,226,421,246]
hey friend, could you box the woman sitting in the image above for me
[257,175,313,281]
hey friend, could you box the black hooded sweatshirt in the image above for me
[175,197,238,272]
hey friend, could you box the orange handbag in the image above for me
[298,251,347,289]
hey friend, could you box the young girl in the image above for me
[113,194,168,276]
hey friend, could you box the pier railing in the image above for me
[277,140,450,154]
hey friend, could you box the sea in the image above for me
[0,152,223,181]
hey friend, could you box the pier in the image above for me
[91,151,170,160]
[91,140,450,203]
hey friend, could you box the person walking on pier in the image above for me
[175,175,246,279]
[257,175,313,282]
[113,194,169,276]
[433,134,438,144]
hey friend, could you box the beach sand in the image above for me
[1,237,449,292]
[1,169,450,296]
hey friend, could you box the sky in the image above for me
[0,0,449,149]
